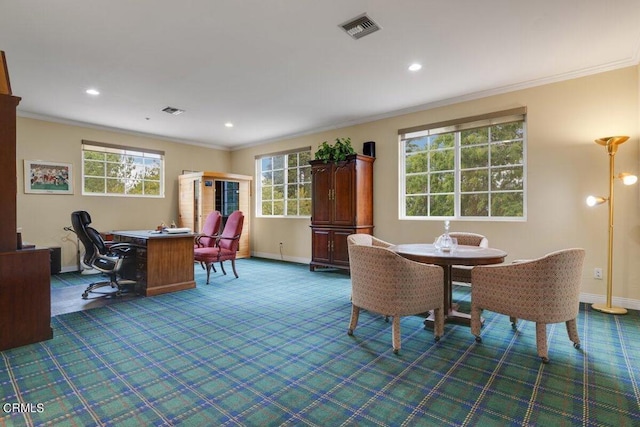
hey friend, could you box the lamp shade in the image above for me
[619,173,638,185]
[586,195,606,207]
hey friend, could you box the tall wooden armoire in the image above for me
[309,154,374,271]
[178,171,252,259]
[0,52,53,351]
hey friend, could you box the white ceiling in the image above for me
[2,1,640,150]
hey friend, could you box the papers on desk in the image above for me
[165,227,191,234]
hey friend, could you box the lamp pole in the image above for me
[591,136,628,315]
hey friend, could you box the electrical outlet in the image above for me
[594,268,603,280]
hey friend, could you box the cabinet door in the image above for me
[331,229,354,267]
[0,250,52,350]
[311,164,333,225]
[311,228,331,264]
[332,162,355,226]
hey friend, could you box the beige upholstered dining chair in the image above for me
[347,234,444,354]
[470,248,585,363]
[346,233,393,249]
[448,232,488,284]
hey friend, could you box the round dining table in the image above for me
[392,243,507,327]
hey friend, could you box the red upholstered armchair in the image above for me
[194,210,244,284]
[195,211,222,249]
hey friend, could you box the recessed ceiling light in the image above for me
[86,88,100,95]
[408,63,422,72]
[225,122,234,128]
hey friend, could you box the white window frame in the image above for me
[255,147,312,218]
[398,108,527,221]
[81,140,165,198]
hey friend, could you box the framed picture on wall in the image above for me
[24,160,73,194]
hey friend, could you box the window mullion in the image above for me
[454,132,460,218]
[487,127,492,216]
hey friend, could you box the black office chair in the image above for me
[71,210,139,299]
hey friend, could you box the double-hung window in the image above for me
[82,140,164,197]
[399,108,526,220]
[256,147,312,217]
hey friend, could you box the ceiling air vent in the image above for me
[162,106,185,115]
[339,13,380,40]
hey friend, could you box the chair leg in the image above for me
[510,316,518,330]
[536,323,549,363]
[81,274,131,299]
[82,281,114,299]
[392,316,401,354]
[471,304,482,341]
[348,305,360,335]
[219,261,227,276]
[565,319,581,349]
[432,307,444,341]
[205,262,213,284]
[230,259,239,278]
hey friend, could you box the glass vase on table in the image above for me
[434,220,458,253]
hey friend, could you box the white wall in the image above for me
[231,66,640,308]
[15,66,640,308]
[16,117,231,269]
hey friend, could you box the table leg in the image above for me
[423,264,482,328]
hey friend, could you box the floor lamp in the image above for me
[586,136,637,315]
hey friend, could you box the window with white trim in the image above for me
[82,140,164,197]
[399,108,526,220]
[256,147,312,217]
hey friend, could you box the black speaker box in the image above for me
[49,246,61,275]
[363,141,375,157]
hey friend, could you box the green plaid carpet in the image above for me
[3,258,639,426]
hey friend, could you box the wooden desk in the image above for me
[393,243,507,326]
[112,230,195,296]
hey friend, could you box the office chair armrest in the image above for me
[108,242,143,257]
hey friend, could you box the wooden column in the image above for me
[0,93,20,252]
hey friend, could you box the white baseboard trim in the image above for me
[579,292,640,311]
[251,251,310,265]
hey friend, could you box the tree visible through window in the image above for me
[82,140,164,197]
[257,148,311,216]
[400,110,526,219]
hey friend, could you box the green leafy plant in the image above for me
[314,137,356,163]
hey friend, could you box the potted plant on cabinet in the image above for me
[314,137,356,163]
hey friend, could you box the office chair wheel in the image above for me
[573,343,580,349]
[393,348,399,355]
[541,357,550,364]
[475,336,482,343]
[82,291,89,299]
[434,336,440,342]
[347,329,354,336]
